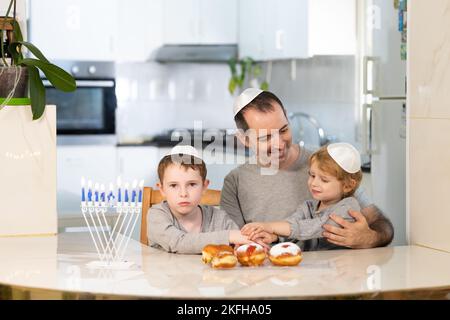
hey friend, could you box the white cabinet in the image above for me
[238,0,356,60]
[57,145,117,216]
[114,0,164,62]
[308,0,356,56]
[239,0,309,60]
[163,0,237,44]
[29,0,118,61]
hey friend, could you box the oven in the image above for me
[43,61,117,135]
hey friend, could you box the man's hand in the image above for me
[322,210,378,249]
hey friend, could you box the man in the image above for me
[220,88,394,249]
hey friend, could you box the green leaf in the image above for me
[16,41,49,63]
[252,65,262,77]
[27,65,46,120]
[228,78,236,95]
[228,57,237,76]
[8,42,22,65]
[19,58,76,92]
[12,20,23,42]
[260,81,269,91]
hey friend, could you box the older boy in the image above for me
[147,145,258,254]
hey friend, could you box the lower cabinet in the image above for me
[57,145,117,218]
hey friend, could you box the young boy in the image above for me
[242,143,363,251]
[147,145,253,254]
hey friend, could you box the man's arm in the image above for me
[362,205,394,247]
[220,171,246,228]
[322,204,394,249]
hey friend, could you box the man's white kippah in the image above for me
[233,88,264,116]
[167,145,202,160]
[326,143,361,174]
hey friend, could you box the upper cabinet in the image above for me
[308,0,356,56]
[29,0,164,62]
[239,0,356,61]
[163,0,237,45]
[29,0,118,61]
[239,0,309,60]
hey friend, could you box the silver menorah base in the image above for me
[81,203,141,270]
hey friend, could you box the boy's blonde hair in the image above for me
[157,154,207,183]
[309,146,362,197]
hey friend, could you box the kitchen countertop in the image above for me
[1,232,450,299]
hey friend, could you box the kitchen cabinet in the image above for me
[57,145,117,216]
[29,0,118,61]
[114,0,164,62]
[238,0,356,60]
[239,0,309,60]
[163,0,237,44]
[308,0,356,56]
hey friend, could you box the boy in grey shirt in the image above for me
[242,143,363,251]
[147,146,260,254]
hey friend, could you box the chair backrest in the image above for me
[139,186,221,245]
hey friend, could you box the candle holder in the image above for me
[80,177,144,269]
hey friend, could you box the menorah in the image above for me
[80,177,144,269]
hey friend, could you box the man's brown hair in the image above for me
[309,146,363,198]
[234,91,288,131]
[157,154,207,183]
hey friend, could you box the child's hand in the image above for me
[241,222,268,237]
[229,230,252,246]
[251,231,278,245]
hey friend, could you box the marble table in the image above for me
[1,232,450,299]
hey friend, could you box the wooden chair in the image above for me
[139,186,221,245]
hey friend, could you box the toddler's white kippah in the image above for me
[327,143,361,174]
[167,145,202,160]
[233,88,264,116]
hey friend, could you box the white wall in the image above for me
[408,0,450,253]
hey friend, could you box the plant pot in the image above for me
[0,103,57,236]
[0,66,29,98]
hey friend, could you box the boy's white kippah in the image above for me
[233,88,264,116]
[167,145,202,160]
[326,143,361,174]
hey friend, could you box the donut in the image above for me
[268,242,302,266]
[211,251,238,269]
[201,244,234,264]
[236,243,266,266]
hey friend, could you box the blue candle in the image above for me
[100,184,105,202]
[94,183,99,202]
[117,177,122,203]
[124,183,129,202]
[138,180,144,203]
[131,180,137,203]
[81,177,86,202]
[87,180,93,202]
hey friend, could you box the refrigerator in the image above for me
[357,0,407,245]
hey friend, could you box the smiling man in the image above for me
[220,88,394,249]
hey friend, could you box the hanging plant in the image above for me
[0,0,76,120]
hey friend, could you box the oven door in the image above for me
[43,79,116,135]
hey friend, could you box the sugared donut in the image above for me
[211,251,238,269]
[268,242,302,266]
[236,243,266,266]
[202,244,234,264]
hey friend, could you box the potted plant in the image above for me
[0,0,76,119]
[228,56,269,95]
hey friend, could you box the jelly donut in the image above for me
[268,242,302,266]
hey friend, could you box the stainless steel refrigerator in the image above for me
[358,0,407,245]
